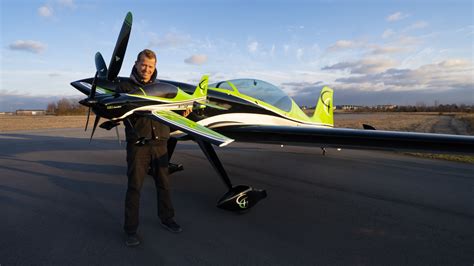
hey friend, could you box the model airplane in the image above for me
[71,12,474,212]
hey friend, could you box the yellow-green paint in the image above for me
[311,86,334,126]
[209,81,334,127]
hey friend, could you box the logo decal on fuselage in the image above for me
[236,193,248,209]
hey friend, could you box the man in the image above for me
[117,49,182,247]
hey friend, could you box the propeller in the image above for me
[85,11,133,142]
[84,71,99,131]
[95,52,107,78]
[85,52,107,131]
[106,11,132,81]
[89,114,101,143]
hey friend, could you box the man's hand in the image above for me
[182,107,193,117]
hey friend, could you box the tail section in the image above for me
[310,86,334,127]
[192,75,208,98]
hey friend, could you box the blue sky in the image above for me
[1,0,473,111]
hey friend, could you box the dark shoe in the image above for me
[161,219,183,233]
[125,233,141,247]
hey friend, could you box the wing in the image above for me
[146,110,234,147]
[215,125,474,154]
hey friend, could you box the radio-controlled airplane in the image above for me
[71,12,474,212]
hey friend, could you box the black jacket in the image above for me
[116,68,170,143]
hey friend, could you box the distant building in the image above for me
[15,109,46,116]
[337,105,363,110]
[375,104,397,110]
[0,112,15,116]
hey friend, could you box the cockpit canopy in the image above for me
[210,79,293,112]
[130,82,178,98]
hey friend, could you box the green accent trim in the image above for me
[138,87,146,96]
[125,12,133,26]
[96,86,114,94]
[153,110,233,146]
[236,193,248,209]
[227,81,239,92]
[128,86,206,107]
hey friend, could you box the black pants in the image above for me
[124,141,174,234]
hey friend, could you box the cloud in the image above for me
[270,44,275,57]
[382,29,395,39]
[386,12,408,22]
[327,40,357,51]
[57,0,76,8]
[148,32,191,48]
[277,79,473,106]
[437,59,470,68]
[370,45,407,55]
[37,1,75,18]
[296,48,304,60]
[404,21,429,31]
[397,35,422,46]
[0,91,62,112]
[333,59,473,93]
[248,41,258,53]
[455,25,474,37]
[38,5,53,17]
[322,58,397,74]
[184,54,208,65]
[9,40,47,53]
[328,87,472,106]
[281,81,323,87]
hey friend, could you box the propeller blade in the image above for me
[89,71,99,100]
[107,12,132,81]
[85,106,91,131]
[89,115,101,143]
[95,52,107,78]
[115,125,121,146]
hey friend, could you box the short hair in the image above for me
[136,49,156,62]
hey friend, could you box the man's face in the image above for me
[134,55,156,83]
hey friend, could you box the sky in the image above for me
[1,0,473,111]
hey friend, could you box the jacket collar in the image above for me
[130,67,157,86]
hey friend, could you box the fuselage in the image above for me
[71,77,332,130]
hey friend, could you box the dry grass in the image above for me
[0,115,91,132]
[334,112,441,133]
[455,113,474,134]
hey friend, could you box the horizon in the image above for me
[1,0,473,112]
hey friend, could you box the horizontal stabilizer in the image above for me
[147,110,233,147]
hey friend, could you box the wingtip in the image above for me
[219,139,234,147]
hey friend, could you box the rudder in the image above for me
[192,75,209,98]
[311,86,334,127]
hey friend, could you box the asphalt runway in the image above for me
[1,128,473,265]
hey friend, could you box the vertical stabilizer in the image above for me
[311,86,334,126]
[192,75,209,98]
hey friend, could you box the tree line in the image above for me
[47,98,88,115]
[351,104,473,113]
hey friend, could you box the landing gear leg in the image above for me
[196,140,266,212]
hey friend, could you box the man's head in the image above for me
[134,49,157,83]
